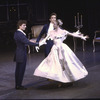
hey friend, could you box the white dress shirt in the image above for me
[48,23,54,33]
[17,29,26,36]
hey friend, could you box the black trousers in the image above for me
[15,59,27,87]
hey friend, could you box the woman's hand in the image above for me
[81,35,89,41]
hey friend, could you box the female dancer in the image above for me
[33,19,88,86]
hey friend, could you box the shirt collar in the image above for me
[17,29,26,36]
[50,22,53,26]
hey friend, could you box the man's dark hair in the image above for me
[17,20,27,29]
[50,12,57,18]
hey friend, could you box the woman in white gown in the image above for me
[33,19,88,84]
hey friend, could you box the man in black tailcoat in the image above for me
[35,13,57,57]
[14,20,38,90]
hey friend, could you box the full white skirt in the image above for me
[33,43,88,83]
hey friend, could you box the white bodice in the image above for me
[39,30,68,47]
[53,32,67,45]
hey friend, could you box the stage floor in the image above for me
[0,44,100,99]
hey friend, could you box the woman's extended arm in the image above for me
[39,33,51,47]
[67,30,89,41]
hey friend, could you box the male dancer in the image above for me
[14,20,38,90]
[35,13,57,57]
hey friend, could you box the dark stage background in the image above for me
[0,0,100,51]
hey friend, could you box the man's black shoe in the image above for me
[15,86,27,90]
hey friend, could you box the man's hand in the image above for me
[35,46,39,52]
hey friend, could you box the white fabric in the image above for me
[35,46,39,52]
[33,32,88,83]
[17,29,26,36]
[39,39,47,47]
[48,23,54,33]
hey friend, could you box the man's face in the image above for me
[19,24,26,31]
[50,15,56,24]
